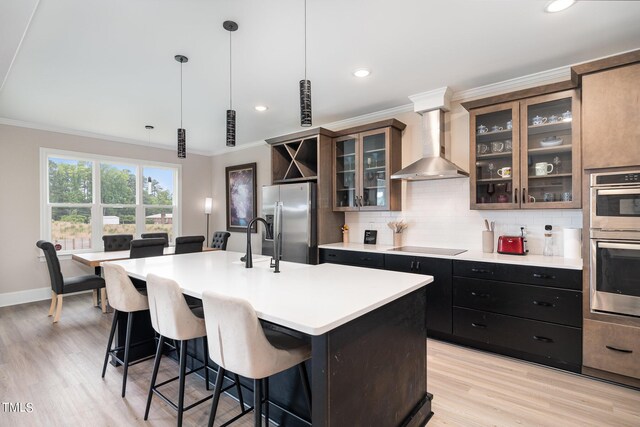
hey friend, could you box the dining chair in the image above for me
[210,231,231,250]
[141,232,169,247]
[174,235,205,255]
[101,263,151,397]
[36,240,106,323]
[144,274,244,427]
[202,291,312,427]
[102,234,134,252]
[129,238,165,259]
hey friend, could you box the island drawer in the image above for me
[453,260,497,279]
[319,249,384,269]
[453,277,582,327]
[583,319,640,379]
[453,307,582,365]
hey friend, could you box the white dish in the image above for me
[540,138,562,147]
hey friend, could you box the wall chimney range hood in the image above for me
[391,87,469,181]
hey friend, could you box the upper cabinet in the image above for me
[469,89,581,210]
[582,62,640,169]
[332,120,405,212]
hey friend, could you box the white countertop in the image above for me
[110,250,432,336]
[319,242,583,270]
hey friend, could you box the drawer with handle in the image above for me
[453,260,497,280]
[319,249,384,269]
[453,277,582,327]
[453,307,582,365]
[583,319,640,379]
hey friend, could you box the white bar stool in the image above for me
[101,263,152,397]
[202,290,312,427]
[144,274,243,427]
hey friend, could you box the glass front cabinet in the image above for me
[470,90,581,210]
[333,122,403,212]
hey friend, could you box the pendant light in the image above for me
[224,20,238,147]
[145,125,154,146]
[299,0,312,127]
[175,54,188,158]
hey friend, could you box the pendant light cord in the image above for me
[229,30,233,110]
[180,62,183,128]
[304,0,307,81]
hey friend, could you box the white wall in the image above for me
[209,143,271,254]
[0,124,212,302]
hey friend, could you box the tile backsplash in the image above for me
[345,178,583,256]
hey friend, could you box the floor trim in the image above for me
[0,286,52,307]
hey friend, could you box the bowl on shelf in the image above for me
[540,137,563,147]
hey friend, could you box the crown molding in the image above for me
[321,103,414,132]
[451,66,571,102]
[0,117,212,156]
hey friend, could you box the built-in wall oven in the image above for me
[590,170,640,318]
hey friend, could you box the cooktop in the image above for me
[387,246,467,256]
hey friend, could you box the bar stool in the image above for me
[144,274,243,427]
[101,263,152,397]
[201,291,312,427]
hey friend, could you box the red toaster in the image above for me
[497,235,528,255]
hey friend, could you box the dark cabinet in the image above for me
[452,260,582,372]
[385,254,453,335]
[319,248,384,269]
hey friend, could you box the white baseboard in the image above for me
[0,286,52,307]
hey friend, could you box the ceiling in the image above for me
[1,0,639,155]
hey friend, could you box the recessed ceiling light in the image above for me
[254,105,268,112]
[544,0,576,13]
[353,68,371,78]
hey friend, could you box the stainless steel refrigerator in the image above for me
[262,182,317,264]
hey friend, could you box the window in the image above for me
[41,149,181,253]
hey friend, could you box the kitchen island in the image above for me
[111,250,433,427]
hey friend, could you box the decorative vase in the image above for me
[393,233,402,247]
[343,231,349,244]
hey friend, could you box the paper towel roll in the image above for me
[563,228,581,259]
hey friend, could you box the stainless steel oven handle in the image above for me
[597,188,640,196]
[598,242,640,250]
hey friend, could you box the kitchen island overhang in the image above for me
[110,251,433,426]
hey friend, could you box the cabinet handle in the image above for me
[514,188,518,204]
[327,254,336,257]
[470,268,492,274]
[471,291,490,298]
[360,257,371,261]
[410,261,415,271]
[533,300,554,307]
[533,273,555,280]
[533,335,554,343]
[605,345,633,354]
[415,261,421,270]
[522,188,527,203]
[471,323,487,329]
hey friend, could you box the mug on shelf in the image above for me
[532,115,547,126]
[562,192,572,202]
[561,110,572,121]
[528,195,536,203]
[535,162,554,176]
[497,167,511,178]
[548,115,561,123]
[506,120,513,130]
[543,192,555,202]
[497,194,509,203]
[491,141,505,153]
[505,139,512,151]
[477,143,490,155]
[477,125,489,134]
[491,125,503,132]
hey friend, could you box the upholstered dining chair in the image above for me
[174,235,205,255]
[101,263,151,397]
[210,231,230,250]
[129,238,165,259]
[202,291,312,427]
[36,240,106,323]
[141,232,169,247]
[102,234,134,252]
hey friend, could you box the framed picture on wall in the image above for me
[226,162,257,233]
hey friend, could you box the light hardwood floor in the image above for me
[1,294,639,426]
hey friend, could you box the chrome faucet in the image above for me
[243,217,272,268]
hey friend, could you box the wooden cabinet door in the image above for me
[469,102,521,209]
[582,63,640,169]
[333,135,359,211]
[520,90,581,209]
[359,128,390,211]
